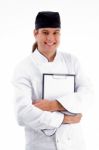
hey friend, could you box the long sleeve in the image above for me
[56,55,93,114]
[13,63,64,131]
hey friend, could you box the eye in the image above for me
[53,31,60,35]
[42,31,49,35]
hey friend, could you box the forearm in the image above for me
[33,99,66,112]
[16,100,64,130]
[32,99,82,125]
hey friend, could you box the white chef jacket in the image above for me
[13,49,92,150]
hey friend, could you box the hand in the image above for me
[63,113,82,124]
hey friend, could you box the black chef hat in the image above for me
[35,11,61,29]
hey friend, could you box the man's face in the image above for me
[34,28,60,55]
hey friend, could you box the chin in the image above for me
[46,48,56,52]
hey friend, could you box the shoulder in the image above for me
[13,54,35,78]
[14,55,32,71]
[58,51,81,74]
[59,51,79,63]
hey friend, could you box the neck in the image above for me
[38,49,56,62]
[46,52,56,62]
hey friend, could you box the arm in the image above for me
[33,100,82,124]
[13,66,64,130]
[56,56,93,114]
[32,99,65,112]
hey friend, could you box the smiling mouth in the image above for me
[44,42,56,46]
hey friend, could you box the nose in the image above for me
[47,34,54,42]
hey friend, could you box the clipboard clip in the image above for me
[52,75,67,79]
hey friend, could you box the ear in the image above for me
[33,29,38,38]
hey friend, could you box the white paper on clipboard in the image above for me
[42,73,78,116]
[42,73,75,99]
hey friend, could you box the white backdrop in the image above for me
[0,0,99,149]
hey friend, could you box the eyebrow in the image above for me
[41,29,60,32]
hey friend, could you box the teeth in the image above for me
[47,44,53,46]
[46,43,53,46]
[45,42,55,46]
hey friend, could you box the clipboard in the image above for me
[41,73,77,136]
[42,73,75,100]
[42,73,77,116]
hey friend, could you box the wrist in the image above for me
[50,100,65,111]
[56,100,65,111]
[52,100,65,111]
